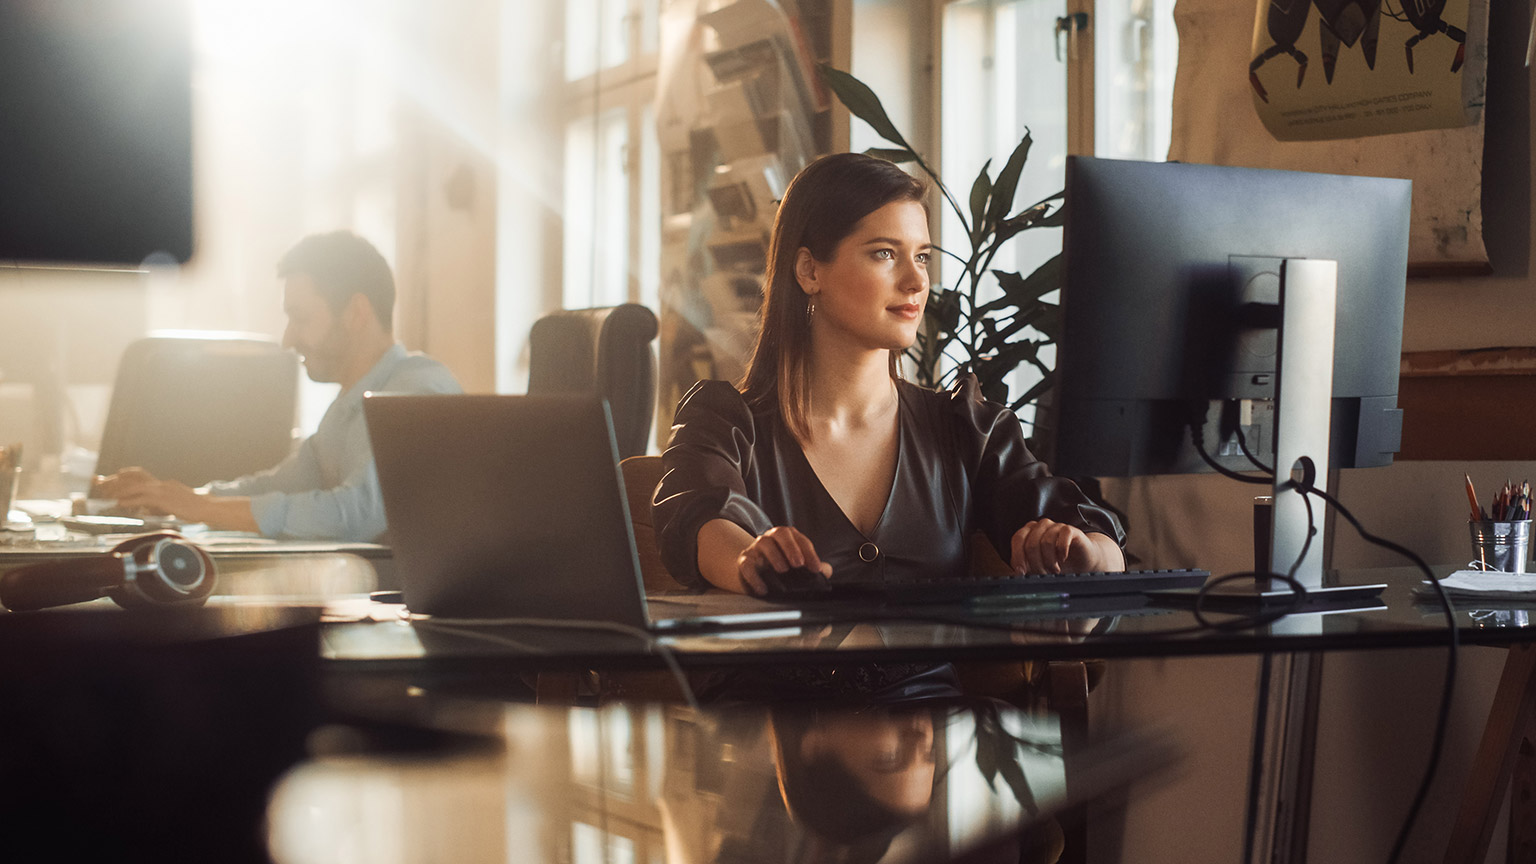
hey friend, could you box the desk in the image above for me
[4,557,1534,863]
[322,567,1503,672]
[262,697,1180,864]
[319,565,1535,864]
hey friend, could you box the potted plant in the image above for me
[819,65,1064,446]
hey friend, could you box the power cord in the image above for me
[1187,413,1315,621]
[411,615,700,710]
[1297,483,1457,864]
[1228,416,1457,864]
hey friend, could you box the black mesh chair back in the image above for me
[95,336,299,486]
[527,304,658,459]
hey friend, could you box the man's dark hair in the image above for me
[276,231,395,328]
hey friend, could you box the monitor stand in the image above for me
[1267,257,1337,592]
[1249,258,1337,864]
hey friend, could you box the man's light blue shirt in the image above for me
[206,343,461,541]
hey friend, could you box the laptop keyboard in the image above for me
[764,568,1211,604]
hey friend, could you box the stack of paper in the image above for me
[1414,571,1536,602]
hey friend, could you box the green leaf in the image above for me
[863,146,917,164]
[999,753,1038,814]
[977,335,1042,367]
[819,65,912,150]
[979,306,1054,353]
[968,160,992,243]
[986,131,1033,227]
[993,201,1052,245]
[1037,201,1066,228]
[904,343,938,386]
[1010,370,1057,411]
[1026,302,1062,339]
[980,373,1010,405]
[976,255,1063,316]
[929,289,963,333]
[1024,189,1065,211]
[976,731,1001,787]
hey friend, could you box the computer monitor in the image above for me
[1053,157,1411,586]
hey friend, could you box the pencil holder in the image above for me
[1468,520,1531,573]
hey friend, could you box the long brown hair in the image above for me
[739,153,927,442]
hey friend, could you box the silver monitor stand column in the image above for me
[1249,257,1337,864]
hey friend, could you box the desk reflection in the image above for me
[267,700,1175,864]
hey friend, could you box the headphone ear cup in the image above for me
[0,532,217,612]
[0,556,128,611]
[109,537,215,609]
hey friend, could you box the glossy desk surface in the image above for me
[265,698,1179,864]
[2,539,1526,666]
[320,566,1531,671]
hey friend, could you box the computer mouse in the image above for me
[757,565,832,601]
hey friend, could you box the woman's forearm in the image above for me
[696,518,756,593]
[1091,533,1126,572]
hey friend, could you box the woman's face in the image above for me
[797,199,931,352]
[800,709,938,816]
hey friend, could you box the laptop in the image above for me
[362,393,804,634]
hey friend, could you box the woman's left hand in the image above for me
[1009,519,1124,574]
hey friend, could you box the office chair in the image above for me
[527,303,658,459]
[95,335,299,487]
[619,455,686,592]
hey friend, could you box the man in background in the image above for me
[94,231,460,542]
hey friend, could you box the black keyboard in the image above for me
[763,568,1211,604]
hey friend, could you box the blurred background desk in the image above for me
[0,520,396,594]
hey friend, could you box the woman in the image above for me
[769,703,942,861]
[655,152,1124,595]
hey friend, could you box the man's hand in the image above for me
[91,468,260,533]
[1009,519,1125,575]
[92,468,203,518]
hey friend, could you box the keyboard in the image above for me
[762,568,1211,604]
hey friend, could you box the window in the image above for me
[557,0,662,314]
[938,0,1177,429]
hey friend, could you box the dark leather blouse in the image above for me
[653,375,1125,589]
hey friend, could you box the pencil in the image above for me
[1466,473,1482,522]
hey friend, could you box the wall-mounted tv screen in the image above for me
[0,0,193,266]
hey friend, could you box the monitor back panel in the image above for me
[364,393,649,628]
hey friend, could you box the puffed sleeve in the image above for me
[947,375,1125,562]
[653,381,776,589]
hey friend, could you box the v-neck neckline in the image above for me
[789,383,907,542]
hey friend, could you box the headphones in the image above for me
[0,532,216,612]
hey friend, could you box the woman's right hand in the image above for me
[735,525,832,596]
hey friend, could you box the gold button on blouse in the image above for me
[858,542,880,563]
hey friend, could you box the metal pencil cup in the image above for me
[1469,520,1532,573]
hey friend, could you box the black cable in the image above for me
[1233,422,1274,476]
[1190,410,1273,486]
[1187,415,1314,622]
[1303,485,1457,864]
[1232,419,1457,863]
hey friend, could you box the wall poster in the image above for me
[1248,0,1487,141]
